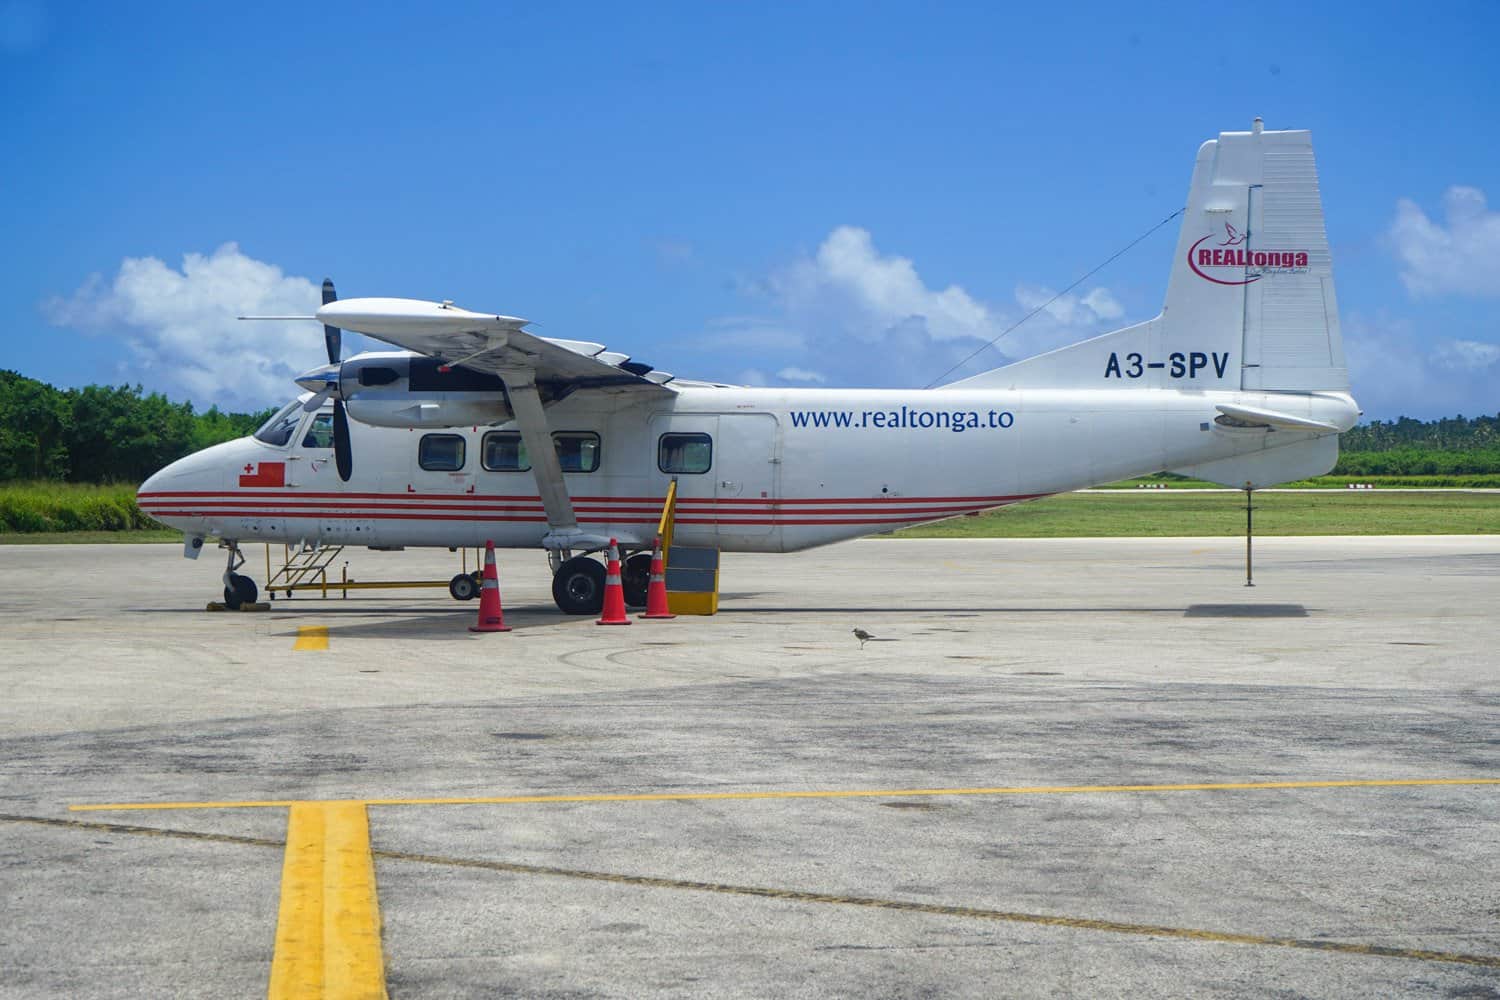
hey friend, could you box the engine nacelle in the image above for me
[346,396,515,428]
[339,353,515,428]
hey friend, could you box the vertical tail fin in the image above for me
[951,121,1347,393]
[1166,120,1347,392]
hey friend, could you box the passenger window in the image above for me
[301,413,334,449]
[481,431,530,471]
[658,433,712,474]
[553,432,600,473]
[418,434,466,471]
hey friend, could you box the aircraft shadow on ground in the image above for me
[126,603,1313,632]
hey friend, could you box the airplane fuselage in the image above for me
[138,383,1358,554]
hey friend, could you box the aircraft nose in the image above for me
[138,453,195,500]
[137,466,168,499]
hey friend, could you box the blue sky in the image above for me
[2,1,1497,419]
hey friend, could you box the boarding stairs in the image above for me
[264,543,347,599]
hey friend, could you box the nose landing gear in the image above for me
[220,540,260,610]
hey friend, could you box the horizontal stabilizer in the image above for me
[1214,403,1340,433]
[1172,435,1339,488]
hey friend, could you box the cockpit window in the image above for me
[301,413,335,449]
[254,401,303,447]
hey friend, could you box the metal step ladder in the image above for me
[264,543,347,599]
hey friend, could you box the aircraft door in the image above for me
[285,410,338,489]
[408,430,476,495]
[286,408,377,544]
[713,413,779,538]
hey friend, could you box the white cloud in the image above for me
[1014,283,1124,326]
[43,243,340,411]
[1389,186,1500,297]
[775,366,827,383]
[770,226,998,343]
[1431,338,1500,372]
[1343,313,1500,419]
[698,226,1128,387]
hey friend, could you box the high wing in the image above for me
[314,296,673,554]
[317,297,676,392]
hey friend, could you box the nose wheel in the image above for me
[219,540,259,609]
[224,573,259,610]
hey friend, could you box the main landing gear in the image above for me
[549,550,652,615]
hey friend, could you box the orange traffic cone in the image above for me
[639,535,675,620]
[468,540,512,633]
[596,537,631,626]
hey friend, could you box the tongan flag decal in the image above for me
[239,461,285,487]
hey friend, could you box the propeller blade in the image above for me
[322,278,342,365]
[301,388,332,413]
[332,398,353,482]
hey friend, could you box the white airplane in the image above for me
[138,120,1359,613]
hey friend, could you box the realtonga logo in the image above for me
[1188,221,1309,286]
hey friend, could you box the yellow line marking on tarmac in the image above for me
[268,802,388,1000]
[69,777,1500,812]
[4,811,1498,970]
[293,625,329,651]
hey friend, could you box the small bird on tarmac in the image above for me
[852,628,875,649]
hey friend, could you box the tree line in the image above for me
[0,370,274,484]
[1,369,1497,483]
[1336,414,1500,475]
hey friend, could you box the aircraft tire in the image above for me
[224,573,258,610]
[552,556,606,615]
[622,552,651,608]
[448,573,479,601]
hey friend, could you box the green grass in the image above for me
[1101,474,1500,489]
[0,481,165,535]
[895,490,1500,538]
[0,529,181,544]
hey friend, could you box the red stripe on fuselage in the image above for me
[136,489,1041,528]
[141,497,1014,515]
[136,489,1033,505]
[136,508,1018,526]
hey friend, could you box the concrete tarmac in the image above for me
[1,536,1497,998]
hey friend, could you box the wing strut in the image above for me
[498,368,587,552]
